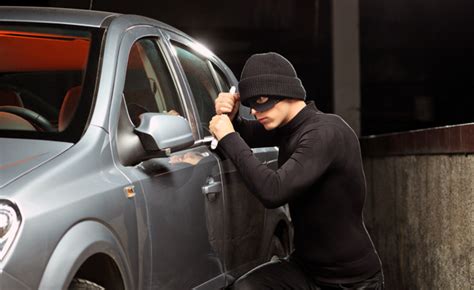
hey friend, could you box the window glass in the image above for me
[0,24,99,142]
[124,38,183,126]
[173,44,218,136]
[212,64,230,92]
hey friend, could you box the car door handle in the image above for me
[202,181,222,195]
[202,181,221,202]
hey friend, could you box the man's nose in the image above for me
[251,108,257,115]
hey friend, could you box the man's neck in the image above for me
[282,100,307,126]
[288,100,307,120]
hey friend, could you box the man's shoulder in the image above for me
[306,111,349,129]
[303,112,358,140]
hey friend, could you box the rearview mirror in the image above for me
[134,113,194,156]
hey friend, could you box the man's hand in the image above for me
[169,152,204,165]
[165,109,180,116]
[209,114,235,141]
[215,92,240,121]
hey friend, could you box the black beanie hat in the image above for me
[238,52,306,106]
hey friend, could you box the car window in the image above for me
[212,64,230,92]
[0,24,100,142]
[124,38,184,126]
[172,43,219,137]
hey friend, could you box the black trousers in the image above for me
[232,258,384,290]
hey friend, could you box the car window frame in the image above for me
[111,27,197,133]
[162,31,233,142]
[155,30,205,142]
[109,26,201,167]
[122,38,186,126]
[172,43,220,138]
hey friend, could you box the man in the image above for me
[209,52,383,289]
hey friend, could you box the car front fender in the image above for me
[38,220,133,290]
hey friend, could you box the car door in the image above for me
[210,62,282,275]
[111,27,227,290]
[165,33,280,279]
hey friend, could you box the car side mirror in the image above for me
[134,113,194,157]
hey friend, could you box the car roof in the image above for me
[0,6,117,27]
[0,6,186,35]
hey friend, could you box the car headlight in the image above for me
[0,201,21,261]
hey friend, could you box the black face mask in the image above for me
[246,96,282,112]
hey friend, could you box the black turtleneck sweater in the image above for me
[218,101,381,283]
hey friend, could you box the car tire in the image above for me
[68,278,105,290]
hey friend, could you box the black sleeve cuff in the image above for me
[217,132,251,160]
[218,131,240,150]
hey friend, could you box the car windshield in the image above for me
[0,24,101,142]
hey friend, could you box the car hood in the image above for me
[0,138,73,189]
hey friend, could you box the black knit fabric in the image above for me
[238,52,306,106]
[218,102,382,284]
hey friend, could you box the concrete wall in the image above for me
[363,154,473,289]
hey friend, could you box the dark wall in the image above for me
[360,0,474,135]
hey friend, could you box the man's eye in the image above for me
[256,96,269,104]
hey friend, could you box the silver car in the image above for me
[0,6,292,290]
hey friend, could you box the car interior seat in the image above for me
[58,86,81,132]
[0,112,36,130]
[0,86,24,107]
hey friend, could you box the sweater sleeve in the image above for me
[218,127,337,208]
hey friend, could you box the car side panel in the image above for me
[128,147,226,289]
[38,221,133,290]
